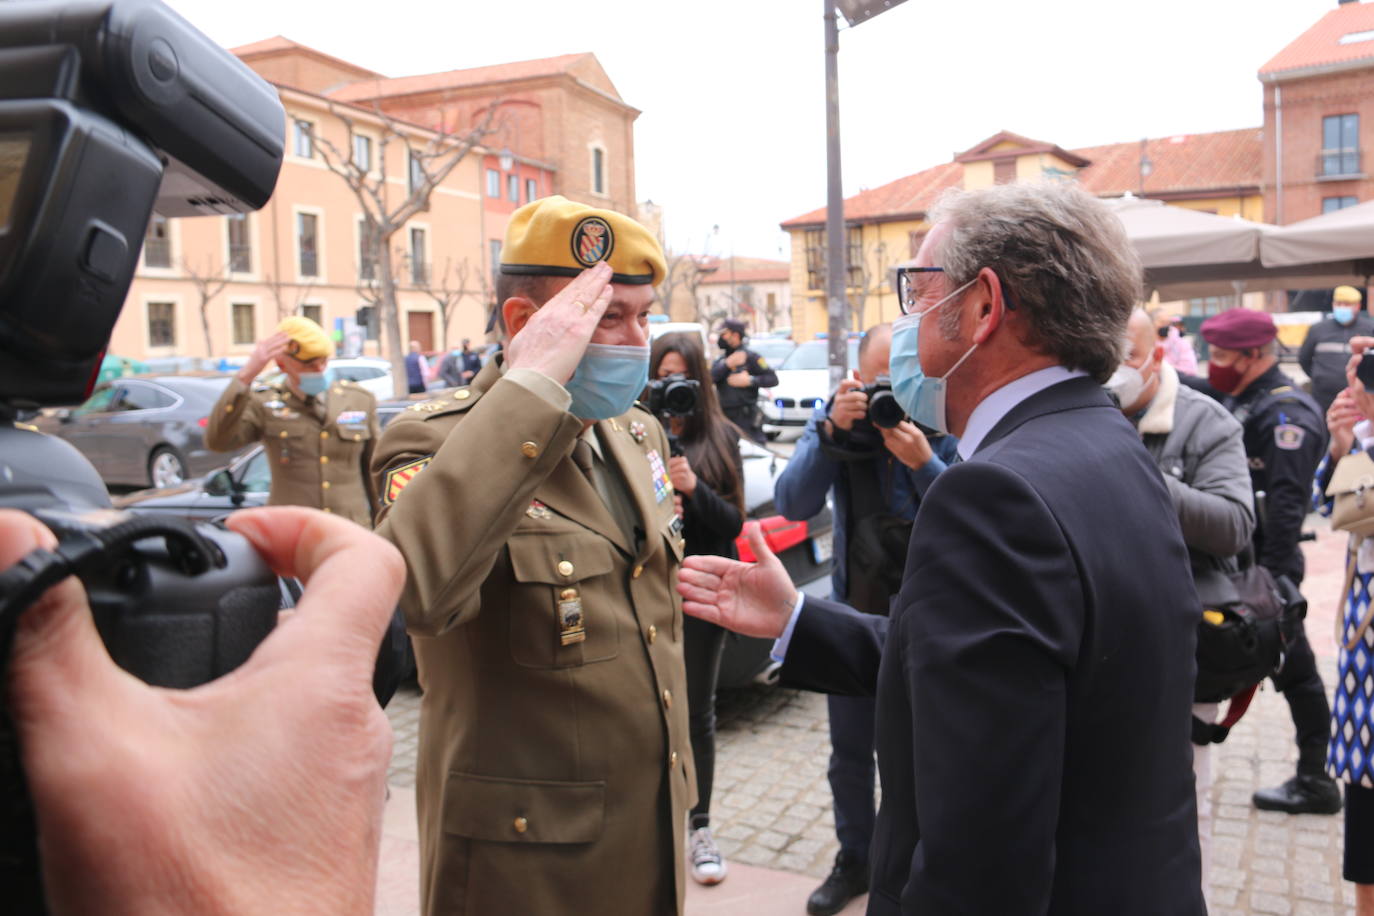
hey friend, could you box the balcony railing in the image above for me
[1319,149,1363,179]
[143,237,171,269]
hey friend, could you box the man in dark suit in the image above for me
[678,182,1205,915]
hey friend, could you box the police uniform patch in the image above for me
[646,448,672,503]
[758,357,769,369]
[571,216,614,266]
[1274,424,1305,451]
[383,457,431,505]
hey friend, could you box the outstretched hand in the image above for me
[677,521,800,639]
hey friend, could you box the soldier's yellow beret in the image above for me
[1334,285,1363,304]
[275,316,334,361]
[500,195,665,287]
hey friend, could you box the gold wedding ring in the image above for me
[574,300,591,315]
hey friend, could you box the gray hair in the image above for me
[928,182,1142,383]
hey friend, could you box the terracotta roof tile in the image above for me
[1260,2,1374,77]
[697,257,791,285]
[327,52,597,102]
[230,35,384,79]
[782,128,1262,228]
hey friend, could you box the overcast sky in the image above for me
[169,0,1340,259]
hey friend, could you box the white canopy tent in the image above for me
[1261,199,1374,278]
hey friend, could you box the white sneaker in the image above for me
[689,825,728,885]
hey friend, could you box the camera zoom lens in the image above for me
[663,382,697,415]
[868,390,905,429]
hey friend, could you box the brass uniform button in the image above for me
[632,565,643,579]
[669,751,678,769]
[321,481,331,490]
[557,560,574,577]
[521,441,539,458]
[319,455,329,464]
[662,689,672,708]
[279,430,289,438]
[647,624,657,644]
[320,431,329,439]
[354,434,362,441]
[224,404,234,413]
[514,816,528,834]
[456,389,471,400]
[322,507,332,514]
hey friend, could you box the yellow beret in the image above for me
[275,316,334,361]
[1334,285,1363,303]
[500,195,665,287]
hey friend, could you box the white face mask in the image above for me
[1104,363,1145,408]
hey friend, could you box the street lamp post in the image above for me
[823,0,907,391]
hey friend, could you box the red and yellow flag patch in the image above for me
[383,457,431,505]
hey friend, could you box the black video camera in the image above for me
[0,2,288,910]
[645,374,700,457]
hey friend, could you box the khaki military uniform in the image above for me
[372,360,694,916]
[205,378,379,526]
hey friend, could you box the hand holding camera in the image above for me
[828,378,868,432]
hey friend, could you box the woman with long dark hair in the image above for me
[650,331,744,886]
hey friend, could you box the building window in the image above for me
[300,304,322,327]
[486,168,500,197]
[766,292,777,310]
[148,301,175,347]
[408,151,425,194]
[1322,114,1360,177]
[352,133,372,172]
[508,173,519,202]
[292,119,314,159]
[489,238,503,285]
[226,213,251,273]
[358,218,379,282]
[993,158,1016,185]
[804,229,824,291]
[410,227,428,285]
[592,147,606,195]
[297,212,319,278]
[1186,296,1226,317]
[231,302,255,346]
[526,178,538,203]
[846,226,863,288]
[1324,195,1359,213]
[143,215,171,269]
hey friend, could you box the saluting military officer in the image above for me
[205,316,379,527]
[371,197,694,916]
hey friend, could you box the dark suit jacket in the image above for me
[782,377,1204,915]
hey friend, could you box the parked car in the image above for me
[759,337,860,440]
[31,374,249,488]
[649,318,709,352]
[748,337,796,367]
[325,356,395,400]
[115,415,833,688]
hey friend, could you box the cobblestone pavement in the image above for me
[384,514,1357,912]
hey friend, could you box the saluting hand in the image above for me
[677,522,799,639]
[238,332,292,385]
[505,262,614,385]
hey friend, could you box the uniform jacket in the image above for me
[1225,364,1324,583]
[204,378,378,526]
[1298,312,1374,412]
[711,344,779,413]
[774,404,955,603]
[371,360,694,916]
[780,378,1205,915]
[1136,361,1255,565]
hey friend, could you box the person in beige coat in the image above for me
[205,316,379,527]
[372,197,694,915]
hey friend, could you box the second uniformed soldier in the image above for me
[371,197,693,915]
[1200,308,1342,816]
[711,318,778,444]
[205,316,379,527]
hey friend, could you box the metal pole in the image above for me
[824,0,849,391]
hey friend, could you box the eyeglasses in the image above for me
[894,265,1018,315]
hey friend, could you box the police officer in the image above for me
[1200,308,1341,815]
[711,318,777,444]
[205,316,379,527]
[1298,285,1374,415]
[371,197,693,916]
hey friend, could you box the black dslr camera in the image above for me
[645,374,700,457]
[861,377,906,429]
[0,2,288,910]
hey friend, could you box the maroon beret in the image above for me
[1199,309,1276,349]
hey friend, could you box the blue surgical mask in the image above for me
[1334,305,1356,325]
[565,343,650,420]
[298,372,328,396]
[889,278,977,435]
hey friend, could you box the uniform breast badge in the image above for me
[526,499,553,520]
[558,588,586,645]
[629,421,647,444]
[336,410,367,426]
[645,448,672,503]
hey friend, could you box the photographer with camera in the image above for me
[772,322,957,916]
[648,331,744,887]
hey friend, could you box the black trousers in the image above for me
[1348,782,1374,883]
[722,403,766,445]
[827,692,877,857]
[684,614,727,826]
[1271,616,1332,775]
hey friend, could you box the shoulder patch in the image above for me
[383,457,431,505]
[1274,423,1305,451]
[757,356,769,369]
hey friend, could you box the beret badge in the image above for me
[571,216,614,267]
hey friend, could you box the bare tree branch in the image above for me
[181,257,231,358]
